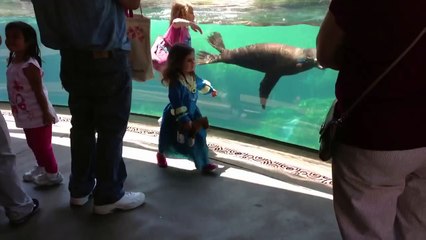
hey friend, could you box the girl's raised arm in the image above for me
[172,18,203,34]
[195,75,216,97]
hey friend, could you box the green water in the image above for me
[137,20,337,149]
[141,0,329,26]
[0,15,337,150]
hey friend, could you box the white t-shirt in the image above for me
[6,57,58,129]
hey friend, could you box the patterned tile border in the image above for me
[3,111,333,187]
[207,143,333,186]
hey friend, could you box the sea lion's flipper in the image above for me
[208,32,226,53]
[197,32,227,65]
[259,72,282,109]
[197,51,220,65]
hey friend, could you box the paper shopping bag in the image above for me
[126,12,154,81]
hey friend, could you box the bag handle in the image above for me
[338,27,426,123]
[125,5,143,18]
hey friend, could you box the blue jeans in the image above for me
[60,49,131,205]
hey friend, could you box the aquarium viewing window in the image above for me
[0,0,337,150]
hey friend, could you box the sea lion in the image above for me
[197,32,322,109]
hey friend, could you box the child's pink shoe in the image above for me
[202,163,218,173]
[156,153,168,168]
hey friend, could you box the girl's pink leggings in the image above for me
[24,124,58,173]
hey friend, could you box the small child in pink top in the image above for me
[5,21,63,186]
[152,1,203,73]
[168,0,203,46]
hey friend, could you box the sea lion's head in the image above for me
[302,48,323,69]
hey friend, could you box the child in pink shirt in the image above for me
[152,0,203,73]
[5,21,62,186]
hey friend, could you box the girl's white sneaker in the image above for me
[34,172,63,186]
[23,166,45,182]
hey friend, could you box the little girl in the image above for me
[152,0,203,72]
[5,21,62,186]
[168,0,202,46]
[157,43,217,173]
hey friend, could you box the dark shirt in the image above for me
[330,0,426,150]
[31,0,129,51]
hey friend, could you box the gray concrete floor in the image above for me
[0,107,341,240]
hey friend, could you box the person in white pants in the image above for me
[0,112,39,225]
[316,0,426,239]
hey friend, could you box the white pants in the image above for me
[332,143,426,240]
[0,113,33,221]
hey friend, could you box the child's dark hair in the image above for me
[162,43,194,86]
[6,21,42,67]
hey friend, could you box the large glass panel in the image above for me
[0,0,337,150]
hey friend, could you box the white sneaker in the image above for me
[23,166,45,182]
[70,195,91,207]
[93,192,145,215]
[34,172,63,186]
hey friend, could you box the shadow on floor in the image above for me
[1,126,340,240]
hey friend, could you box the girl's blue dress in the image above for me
[158,74,215,170]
